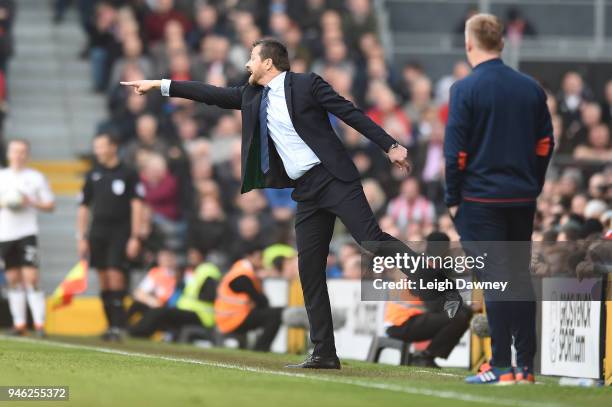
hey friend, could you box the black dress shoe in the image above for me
[410,351,440,369]
[443,288,463,319]
[285,354,341,369]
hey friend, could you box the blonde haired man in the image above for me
[445,14,554,384]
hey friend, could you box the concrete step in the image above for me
[28,160,91,195]
[8,102,104,118]
[9,95,105,111]
[8,106,102,124]
[10,78,92,91]
[8,109,69,123]
[29,149,74,161]
[9,61,90,76]
[5,122,71,136]
[30,159,91,173]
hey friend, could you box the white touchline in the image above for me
[1,336,564,407]
[413,369,461,377]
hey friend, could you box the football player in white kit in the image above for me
[0,139,55,336]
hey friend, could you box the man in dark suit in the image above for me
[122,38,455,369]
[444,14,554,384]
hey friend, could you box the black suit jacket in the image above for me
[169,71,396,193]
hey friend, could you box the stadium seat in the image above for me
[213,329,248,349]
[176,325,215,344]
[366,336,412,365]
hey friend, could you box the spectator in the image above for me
[397,61,425,103]
[214,245,283,352]
[384,233,472,368]
[229,25,262,69]
[560,101,602,154]
[362,178,387,219]
[311,39,354,78]
[192,35,242,86]
[342,0,378,50]
[123,114,168,167]
[128,248,178,319]
[602,80,612,125]
[129,262,221,339]
[140,154,180,219]
[588,173,607,200]
[89,2,120,92]
[110,35,154,89]
[574,124,612,162]
[367,81,412,147]
[342,255,362,279]
[403,76,434,124]
[504,7,537,43]
[415,119,445,207]
[150,19,187,75]
[435,61,471,106]
[387,177,436,232]
[187,196,230,263]
[228,214,264,263]
[557,71,593,135]
[0,0,15,73]
[187,4,227,51]
[144,0,191,45]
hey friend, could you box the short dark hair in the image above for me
[94,132,119,146]
[252,38,290,72]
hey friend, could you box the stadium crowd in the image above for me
[69,0,610,278]
[0,0,605,352]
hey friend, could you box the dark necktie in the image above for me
[259,86,271,174]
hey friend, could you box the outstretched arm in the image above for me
[310,73,410,171]
[121,79,243,110]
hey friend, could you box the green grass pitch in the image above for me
[1,335,610,407]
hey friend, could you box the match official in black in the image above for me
[77,133,145,342]
[444,14,554,384]
[119,38,457,369]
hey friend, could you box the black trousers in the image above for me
[233,307,283,352]
[126,300,150,320]
[386,306,472,358]
[291,165,413,357]
[128,307,200,338]
[454,201,537,368]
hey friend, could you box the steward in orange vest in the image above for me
[384,232,472,368]
[128,258,220,339]
[129,249,178,320]
[214,244,283,352]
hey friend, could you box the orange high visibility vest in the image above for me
[147,267,176,305]
[214,259,263,333]
[384,301,426,327]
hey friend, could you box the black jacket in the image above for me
[169,71,396,193]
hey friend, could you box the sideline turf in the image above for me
[1,336,610,407]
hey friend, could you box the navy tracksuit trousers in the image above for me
[453,201,537,368]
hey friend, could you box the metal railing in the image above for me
[381,0,612,68]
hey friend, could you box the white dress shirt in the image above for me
[161,73,321,180]
[263,71,320,179]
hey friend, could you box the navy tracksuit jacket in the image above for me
[444,58,554,369]
[444,58,554,207]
